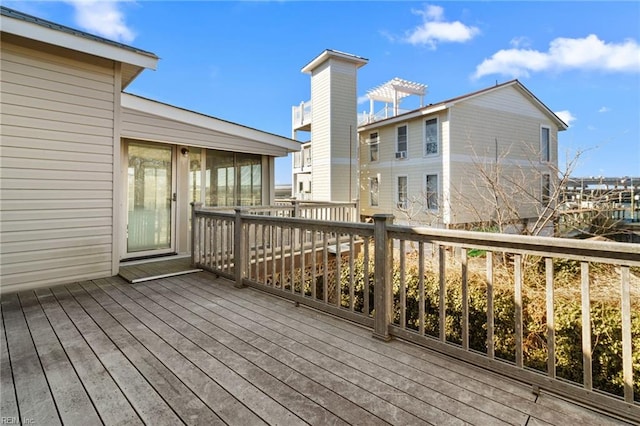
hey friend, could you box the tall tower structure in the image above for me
[292,50,368,202]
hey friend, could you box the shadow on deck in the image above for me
[0,269,629,425]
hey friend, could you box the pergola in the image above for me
[366,77,428,117]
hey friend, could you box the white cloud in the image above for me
[66,0,135,43]
[405,5,479,48]
[554,110,576,127]
[598,106,611,113]
[474,34,640,79]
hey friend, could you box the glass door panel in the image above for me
[127,142,174,254]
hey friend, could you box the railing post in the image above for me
[234,207,246,288]
[373,214,394,341]
[291,198,299,218]
[191,202,203,267]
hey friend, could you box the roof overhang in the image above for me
[301,49,368,74]
[1,7,158,88]
[121,93,301,154]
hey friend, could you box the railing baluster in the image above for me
[280,226,285,289]
[545,257,555,379]
[271,225,276,288]
[349,234,355,311]
[486,251,494,359]
[620,266,633,403]
[581,261,592,390]
[335,233,341,308]
[419,242,425,335]
[461,247,468,351]
[323,232,329,304]
[290,226,295,294]
[439,245,446,342]
[311,230,317,300]
[299,226,305,296]
[400,240,406,329]
[363,236,370,316]
[514,253,523,368]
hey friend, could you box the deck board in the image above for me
[1,268,630,425]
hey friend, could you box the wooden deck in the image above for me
[1,269,629,425]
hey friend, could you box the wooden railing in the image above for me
[191,206,640,422]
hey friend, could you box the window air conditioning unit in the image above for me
[395,151,407,159]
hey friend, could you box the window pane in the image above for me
[370,177,379,206]
[206,150,234,206]
[542,174,551,205]
[370,132,379,162]
[397,125,407,152]
[541,127,550,162]
[425,118,438,155]
[397,176,407,209]
[426,174,438,210]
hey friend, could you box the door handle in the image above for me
[172,193,177,202]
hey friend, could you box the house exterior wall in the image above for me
[1,35,118,293]
[359,112,445,225]
[358,85,560,229]
[310,61,331,201]
[447,86,559,226]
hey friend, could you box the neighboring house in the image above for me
[292,51,568,231]
[0,7,300,293]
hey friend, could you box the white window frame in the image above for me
[423,117,438,156]
[396,175,408,209]
[423,173,439,211]
[540,126,551,163]
[370,176,379,207]
[369,132,379,162]
[396,124,408,156]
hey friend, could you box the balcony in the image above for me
[2,202,638,424]
[292,100,312,132]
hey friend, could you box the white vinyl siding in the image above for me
[0,38,116,292]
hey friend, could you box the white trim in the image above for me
[121,93,300,152]
[1,13,158,70]
[301,49,368,74]
[112,62,122,274]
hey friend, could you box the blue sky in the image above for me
[7,1,639,185]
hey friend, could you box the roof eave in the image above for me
[301,49,368,74]
[121,93,301,153]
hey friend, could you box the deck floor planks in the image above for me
[199,276,564,424]
[128,279,390,426]
[204,273,626,426]
[81,278,268,426]
[168,274,516,425]
[17,290,102,426]
[1,267,631,426]
[0,303,20,423]
[32,287,143,425]
[1,293,61,425]
[88,278,298,426]
[48,285,181,425]
[99,279,352,426]
[63,281,225,426]
[145,277,430,425]
[154,275,456,425]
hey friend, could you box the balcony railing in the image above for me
[292,100,312,130]
[191,205,640,423]
[358,106,412,126]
